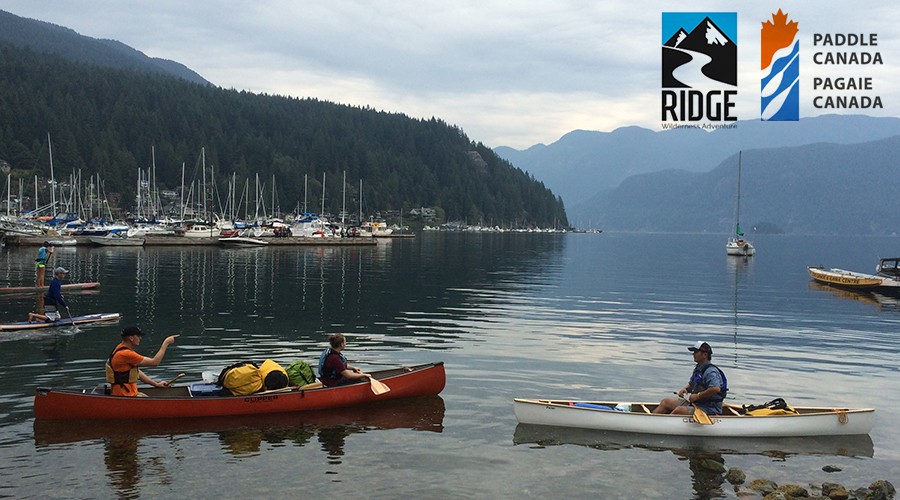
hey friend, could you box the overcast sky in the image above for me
[3,1,898,149]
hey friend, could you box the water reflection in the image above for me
[807,281,900,310]
[514,424,874,499]
[35,397,444,495]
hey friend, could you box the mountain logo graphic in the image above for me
[761,9,799,121]
[662,13,737,88]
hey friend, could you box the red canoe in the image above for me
[34,362,446,420]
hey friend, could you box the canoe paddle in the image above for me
[677,393,713,425]
[165,373,186,386]
[368,375,391,395]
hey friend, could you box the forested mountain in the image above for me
[0,42,567,228]
[0,10,208,85]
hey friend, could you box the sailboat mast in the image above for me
[735,151,742,234]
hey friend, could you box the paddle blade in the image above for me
[693,406,713,425]
[369,377,391,395]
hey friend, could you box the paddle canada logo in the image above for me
[661,12,738,129]
[761,9,799,121]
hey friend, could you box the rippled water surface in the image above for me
[1,232,898,498]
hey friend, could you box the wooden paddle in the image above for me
[678,393,713,425]
[368,375,391,395]
[165,373,186,386]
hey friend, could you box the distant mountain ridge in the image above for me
[493,115,900,229]
[587,135,900,236]
[0,9,209,85]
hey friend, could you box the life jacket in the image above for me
[317,348,347,380]
[688,362,728,403]
[105,345,140,386]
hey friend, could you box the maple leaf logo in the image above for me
[761,9,799,70]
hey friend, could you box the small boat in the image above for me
[0,282,101,295]
[47,239,78,246]
[807,258,900,292]
[726,151,755,257]
[219,236,269,247]
[89,234,145,246]
[34,362,446,420]
[183,224,218,238]
[0,312,122,332]
[513,399,874,437]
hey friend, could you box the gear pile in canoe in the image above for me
[34,362,446,420]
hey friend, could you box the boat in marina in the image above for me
[183,223,218,238]
[807,257,900,292]
[219,236,269,247]
[0,282,101,295]
[726,151,755,257]
[0,312,121,332]
[89,233,145,246]
[34,362,446,420]
[513,399,874,437]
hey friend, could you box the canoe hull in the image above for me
[34,362,446,420]
[513,399,874,437]
[0,312,121,332]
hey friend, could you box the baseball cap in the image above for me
[688,341,712,355]
[121,326,144,338]
[54,266,69,274]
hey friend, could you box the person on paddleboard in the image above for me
[34,241,54,287]
[317,333,372,387]
[652,341,726,416]
[106,326,179,397]
[42,267,69,321]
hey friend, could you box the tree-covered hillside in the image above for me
[0,42,567,228]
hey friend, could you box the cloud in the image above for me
[3,1,898,149]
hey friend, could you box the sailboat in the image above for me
[726,151,755,257]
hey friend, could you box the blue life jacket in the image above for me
[689,363,728,403]
[317,348,347,380]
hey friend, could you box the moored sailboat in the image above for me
[726,151,755,256]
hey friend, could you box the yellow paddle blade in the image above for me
[369,377,391,395]
[693,406,713,425]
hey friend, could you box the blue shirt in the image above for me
[45,276,67,308]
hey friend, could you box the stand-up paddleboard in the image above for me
[0,312,121,332]
[0,282,101,295]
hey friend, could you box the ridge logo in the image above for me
[761,9,799,121]
[661,12,738,124]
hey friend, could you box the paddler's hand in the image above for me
[162,334,179,346]
[156,380,171,388]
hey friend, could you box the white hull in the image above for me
[513,399,874,437]
[89,236,145,246]
[726,238,755,256]
[219,237,268,247]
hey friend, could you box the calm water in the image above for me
[1,232,899,498]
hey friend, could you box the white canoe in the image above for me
[513,399,874,437]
